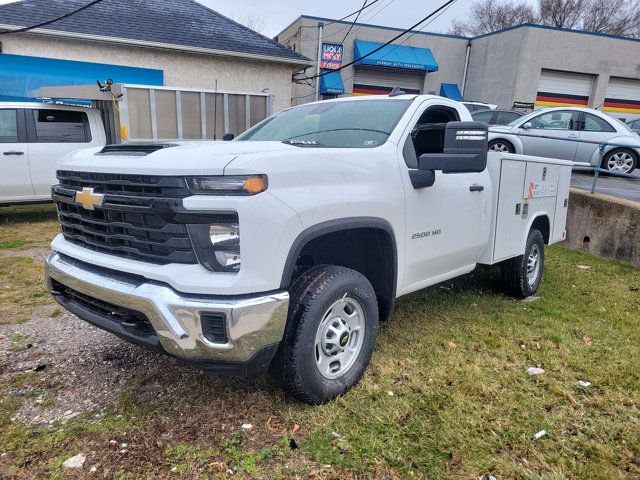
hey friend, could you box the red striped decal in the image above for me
[603,101,640,110]
[528,182,534,199]
[535,95,588,105]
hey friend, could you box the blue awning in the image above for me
[439,83,463,101]
[319,69,345,95]
[353,40,438,71]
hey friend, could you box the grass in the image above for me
[0,203,59,250]
[0,205,638,479]
[0,204,58,324]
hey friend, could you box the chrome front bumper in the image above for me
[45,252,289,368]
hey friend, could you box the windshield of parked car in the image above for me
[235,99,412,148]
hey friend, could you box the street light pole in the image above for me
[315,21,324,102]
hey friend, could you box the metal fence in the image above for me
[498,132,640,194]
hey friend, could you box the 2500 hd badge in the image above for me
[412,229,442,240]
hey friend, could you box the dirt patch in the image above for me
[0,247,50,264]
[0,311,280,426]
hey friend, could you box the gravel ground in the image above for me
[0,310,225,425]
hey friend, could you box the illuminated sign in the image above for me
[320,43,343,70]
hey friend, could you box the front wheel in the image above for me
[488,139,515,153]
[601,148,637,174]
[271,265,379,404]
[502,229,545,299]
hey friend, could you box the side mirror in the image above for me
[418,121,488,174]
[522,122,532,130]
[223,133,235,141]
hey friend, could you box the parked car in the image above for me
[627,119,640,135]
[0,102,105,204]
[462,101,498,113]
[488,107,640,174]
[472,109,524,125]
[45,94,572,404]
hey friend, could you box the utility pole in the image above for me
[315,21,324,102]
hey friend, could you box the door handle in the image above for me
[568,134,578,138]
[3,151,24,156]
[469,184,484,192]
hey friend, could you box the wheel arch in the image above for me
[527,214,551,246]
[281,217,398,322]
[488,135,521,153]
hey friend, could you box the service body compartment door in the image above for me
[493,159,527,261]
[551,166,571,242]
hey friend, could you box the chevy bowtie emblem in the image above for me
[74,187,104,210]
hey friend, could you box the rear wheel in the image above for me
[271,265,379,404]
[601,148,637,174]
[502,229,544,299]
[488,139,515,153]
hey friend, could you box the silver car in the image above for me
[488,107,640,174]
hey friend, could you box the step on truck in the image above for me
[45,94,572,404]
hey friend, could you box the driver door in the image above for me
[399,101,491,293]
[520,110,580,161]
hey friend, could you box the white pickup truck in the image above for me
[45,94,572,404]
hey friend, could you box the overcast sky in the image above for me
[0,0,481,39]
[197,0,480,38]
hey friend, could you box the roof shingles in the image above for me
[0,0,309,63]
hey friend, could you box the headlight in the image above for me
[187,215,241,273]
[186,175,267,195]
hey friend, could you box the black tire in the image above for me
[600,148,637,174]
[502,229,544,299]
[488,139,515,153]
[271,265,379,404]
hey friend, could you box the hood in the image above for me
[57,141,298,175]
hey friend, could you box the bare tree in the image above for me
[451,0,640,37]
[449,0,538,35]
[230,13,266,33]
[580,0,639,36]
[538,0,585,28]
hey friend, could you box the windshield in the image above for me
[236,99,412,148]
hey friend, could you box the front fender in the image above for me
[488,131,524,153]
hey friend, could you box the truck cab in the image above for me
[44,95,572,404]
[0,102,105,204]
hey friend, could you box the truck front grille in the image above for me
[53,171,199,265]
[57,170,191,198]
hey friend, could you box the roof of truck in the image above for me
[0,0,311,66]
[0,101,94,110]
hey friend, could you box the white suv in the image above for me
[0,103,105,204]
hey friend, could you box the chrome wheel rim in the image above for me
[314,296,365,380]
[489,142,511,152]
[607,152,634,173]
[527,244,541,286]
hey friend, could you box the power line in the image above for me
[278,0,382,45]
[299,0,456,82]
[321,0,396,41]
[292,0,456,101]
[0,0,106,35]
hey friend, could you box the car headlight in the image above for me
[186,175,267,195]
[187,215,241,272]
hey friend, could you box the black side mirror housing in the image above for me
[418,121,488,173]
[223,133,235,141]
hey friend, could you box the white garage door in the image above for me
[535,70,594,108]
[353,67,423,96]
[604,77,640,122]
